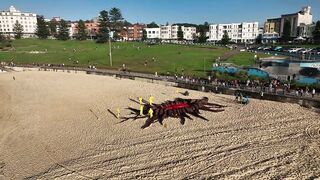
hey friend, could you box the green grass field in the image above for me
[0,39,270,77]
[225,52,271,66]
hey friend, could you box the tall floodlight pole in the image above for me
[203,58,205,73]
[108,27,113,67]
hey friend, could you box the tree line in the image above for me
[34,7,124,43]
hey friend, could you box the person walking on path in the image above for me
[312,88,316,98]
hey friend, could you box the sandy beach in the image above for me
[0,71,319,179]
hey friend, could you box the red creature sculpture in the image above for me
[108,97,225,129]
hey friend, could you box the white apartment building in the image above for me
[160,25,177,39]
[182,26,196,40]
[145,28,160,39]
[160,25,196,40]
[208,22,259,43]
[0,6,37,37]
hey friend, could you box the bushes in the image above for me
[0,35,12,50]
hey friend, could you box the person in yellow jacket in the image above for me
[140,105,144,116]
[149,95,154,105]
[148,108,153,118]
[116,108,120,118]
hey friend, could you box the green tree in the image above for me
[13,21,24,39]
[256,34,262,44]
[312,21,320,43]
[36,15,50,39]
[177,26,184,41]
[57,19,70,40]
[97,10,110,43]
[76,20,87,40]
[49,19,59,38]
[221,30,230,45]
[123,20,132,27]
[282,20,291,43]
[0,32,5,42]
[147,22,159,28]
[142,29,147,41]
[109,7,123,40]
[197,22,209,43]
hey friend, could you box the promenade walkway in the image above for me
[3,64,320,102]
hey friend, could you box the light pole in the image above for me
[203,58,206,73]
[108,27,113,67]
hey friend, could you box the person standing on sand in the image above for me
[13,76,15,80]
[149,95,154,105]
[260,91,264,100]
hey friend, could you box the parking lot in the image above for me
[252,46,320,60]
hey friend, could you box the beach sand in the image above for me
[0,71,319,179]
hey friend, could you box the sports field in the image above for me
[0,39,270,76]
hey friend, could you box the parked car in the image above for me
[310,48,320,55]
[297,48,306,54]
[263,46,272,50]
[273,46,283,51]
[288,48,302,53]
[299,48,312,54]
[281,47,291,52]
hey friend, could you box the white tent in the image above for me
[294,36,306,41]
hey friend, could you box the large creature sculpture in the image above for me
[108,97,225,129]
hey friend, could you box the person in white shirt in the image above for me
[312,88,316,98]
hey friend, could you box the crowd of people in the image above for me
[171,74,318,99]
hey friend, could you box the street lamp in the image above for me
[108,27,113,67]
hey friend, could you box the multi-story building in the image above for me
[208,22,259,43]
[160,25,175,39]
[160,24,196,40]
[127,23,145,41]
[182,26,196,40]
[0,6,37,38]
[85,21,99,38]
[120,28,128,41]
[298,23,316,39]
[145,28,161,39]
[69,22,77,38]
[280,6,312,37]
[69,20,99,39]
[264,18,281,35]
[264,6,313,38]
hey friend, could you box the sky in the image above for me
[0,0,319,26]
